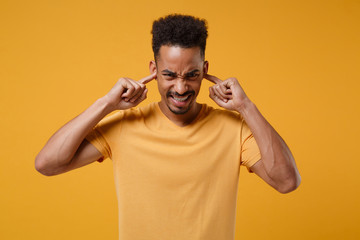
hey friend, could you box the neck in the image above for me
[158,101,202,127]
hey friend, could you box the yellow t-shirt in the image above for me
[86,102,261,240]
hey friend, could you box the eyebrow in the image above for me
[161,69,177,75]
[184,70,200,77]
[161,69,200,76]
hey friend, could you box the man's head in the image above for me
[151,14,208,61]
[150,14,209,117]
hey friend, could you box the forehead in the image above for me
[156,46,203,72]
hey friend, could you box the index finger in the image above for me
[204,73,222,84]
[138,71,157,84]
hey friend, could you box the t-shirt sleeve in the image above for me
[85,111,124,162]
[240,119,261,172]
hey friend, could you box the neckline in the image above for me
[154,102,206,129]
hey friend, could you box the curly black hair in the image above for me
[151,14,208,60]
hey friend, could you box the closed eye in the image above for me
[162,73,177,79]
[161,70,200,80]
[185,73,200,80]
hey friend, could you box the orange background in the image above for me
[1,0,359,239]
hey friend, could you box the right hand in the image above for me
[104,72,157,111]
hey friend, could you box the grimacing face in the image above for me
[150,45,208,116]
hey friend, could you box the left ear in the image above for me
[203,61,209,75]
[149,60,157,79]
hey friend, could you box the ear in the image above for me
[203,61,209,75]
[149,60,157,79]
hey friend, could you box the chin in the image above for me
[167,100,194,115]
[168,105,192,115]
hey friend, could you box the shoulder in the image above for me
[201,104,243,123]
[96,103,154,127]
[122,102,155,120]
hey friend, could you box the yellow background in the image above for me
[1,0,359,239]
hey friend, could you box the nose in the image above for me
[174,79,188,95]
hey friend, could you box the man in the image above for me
[35,14,300,240]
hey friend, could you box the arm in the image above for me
[205,74,301,193]
[35,73,156,176]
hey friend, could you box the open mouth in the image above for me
[172,95,190,102]
[167,91,195,107]
[170,94,192,107]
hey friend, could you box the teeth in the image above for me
[173,95,189,102]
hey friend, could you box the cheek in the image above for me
[157,79,172,93]
[190,80,202,93]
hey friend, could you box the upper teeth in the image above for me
[173,96,189,102]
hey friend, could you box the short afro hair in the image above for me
[151,14,208,60]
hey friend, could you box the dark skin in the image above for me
[161,69,201,79]
[35,45,300,194]
[150,46,300,193]
[149,45,208,126]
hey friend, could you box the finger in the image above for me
[132,88,148,105]
[209,86,215,100]
[209,87,225,106]
[204,73,222,85]
[122,79,139,101]
[220,82,233,98]
[138,71,157,84]
[212,86,228,103]
[120,79,135,99]
[129,84,146,103]
[219,82,230,94]
[215,84,230,100]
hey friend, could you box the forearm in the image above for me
[35,96,112,172]
[237,99,301,190]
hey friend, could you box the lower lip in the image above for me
[170,95,191,108]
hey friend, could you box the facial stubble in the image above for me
[166,90,196,115]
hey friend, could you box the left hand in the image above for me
[204,74,250,112]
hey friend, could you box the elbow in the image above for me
[276,174,301,194]
[35,154,57,176]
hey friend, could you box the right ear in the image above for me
[149,60,157,79]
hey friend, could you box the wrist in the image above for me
[235,98,254,115]
[97,96,116,116]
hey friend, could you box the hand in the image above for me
[204,74,250,112]
[104,72,156,111]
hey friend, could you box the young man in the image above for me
[35,14,300,240]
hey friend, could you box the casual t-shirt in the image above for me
[86,102,261,240]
